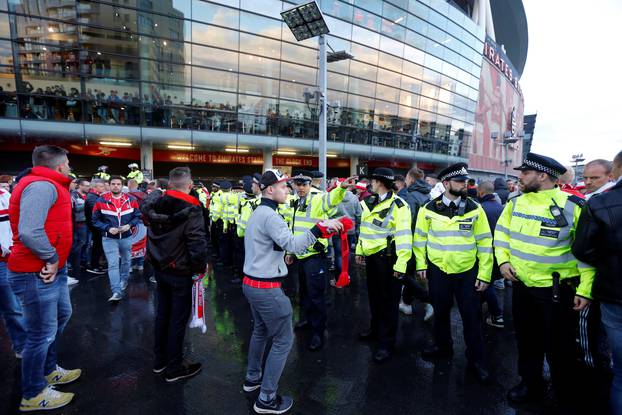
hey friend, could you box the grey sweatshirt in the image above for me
[18,181,59,263]
[243,198,321,280]
[333,190,361,234]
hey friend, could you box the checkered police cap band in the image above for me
[373,174,394,180]
[523,159,563,177]
[440,166,468,181]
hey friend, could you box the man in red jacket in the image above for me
[8,145,81,412]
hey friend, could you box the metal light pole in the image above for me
[570,153,585,185]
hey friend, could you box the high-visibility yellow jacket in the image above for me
[127,169,144,184]
[220,191,239,231]
[209,190,223,222]
[93,172,110,181]
[278,194,296,225]
[494,188,595,299]
[413,197,493,282]
[356,191,412,274]
[288,186,346,259]
[196,188,209,208]
[236,194,260,237]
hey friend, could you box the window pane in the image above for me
[281,62,317,85]
[378,52,402,72]
[321,0,354,22]
[192,22,239,49]
[240,0,283,20]
[138,11,190,42]
[141,60,190,85]
[399,90,420,108]
[377,68,401,86]
[192,67,237,91]
[279,80,307,101]
[350,43,378,65]
[281,43,317,66]
[192,1,239,28]
[349,60,377,81]
[239,53,280,78]
[354,0,382,14]
[192,45,238,71]
[402,60,423,79]
[352,8,380,32]
[324,16,352,40]
[328,71,349,91]
[347,93,374,112]
[239,33,281,57]
[240,12,281,40]
[381,18,405,42]
[375,84,399,102]
[192,88,236,109]
[0,12,8,37]
[401,74,421,93]
[348,76,375,96]
[238,94,277,115]
[239,74,279,97]
[351,25,379,48]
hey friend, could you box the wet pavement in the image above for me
[0,264,609,415]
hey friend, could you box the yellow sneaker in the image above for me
[45,365,82,385]
[20,386,74,412]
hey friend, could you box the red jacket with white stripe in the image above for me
[92,192,142,239]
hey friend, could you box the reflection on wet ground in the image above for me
[0,265,607,414]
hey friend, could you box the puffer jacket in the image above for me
[143,189,208,276]
[572,180,622,304]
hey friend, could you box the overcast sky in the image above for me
[521,0,622,166]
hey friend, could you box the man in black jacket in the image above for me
[573,150,622,415]
[85,179,106,274]
[142,167,209,383]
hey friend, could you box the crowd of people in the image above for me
[0,145,621,414]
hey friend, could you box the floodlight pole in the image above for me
[318,34,327,190]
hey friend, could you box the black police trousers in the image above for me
[366,250,402,350]
[513,280,579,398]
[428,262,485,364]
[297,254,328,336]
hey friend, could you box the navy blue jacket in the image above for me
[479,193,503,231]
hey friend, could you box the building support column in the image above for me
[141,141,153,176]
[350,155,358,176]
[263,148,273,172]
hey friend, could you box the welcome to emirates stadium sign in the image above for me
[483,36,523,97]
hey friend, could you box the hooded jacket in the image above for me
[493,178,510,204]
[397,179,431,224]
[143,190,208,276]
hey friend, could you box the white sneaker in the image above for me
[399,301,413,315]
[423,303,434,321]
[67,277,79,286]
[108,293,122,302]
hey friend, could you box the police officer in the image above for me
[413,163,493,382]
[209,181,223,261]
[93,165,110,181]
[229,175,258,281]
[127,163,143,184]
[356,167,412,363]
[285,170,355,351]
[494,153,595,404]
[218,181,235,267]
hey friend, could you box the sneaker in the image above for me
[399,301,413,315]
[243,378,262,392]
[108,293,122,302]
[67,276,79,286]
[45,365,82,385]
[493,279,505,290]
[149,276,157,284]
[20,386,74,412]
[253,395,294,414]
[486,315,504,328]
[86,267,106,274]
[163,362,202,383]
[423,303,434,321]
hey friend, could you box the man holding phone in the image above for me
[8,145,81,411]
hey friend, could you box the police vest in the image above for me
[493,187,595,299]
[355,192,412,274]
[236,195,260,238]
[290,186,346,259]
[413,197,493,282]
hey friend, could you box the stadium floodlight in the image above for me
[281,1,329,41]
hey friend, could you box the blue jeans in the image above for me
[8,267,72,399]
[601,302,622,415]
[0,261,26,353]
[102,237,132,295]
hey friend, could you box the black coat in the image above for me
[572,180,622,304]
[493,178,509,205]
[143,192,208,276]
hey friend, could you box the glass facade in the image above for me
[0,0,484,159]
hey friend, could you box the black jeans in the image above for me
[513,280,579,398]
[89,227,104,269]
[366,251,402,350]
[154,270,193,372]
[428,262,485,364]
[297,254,328,336]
